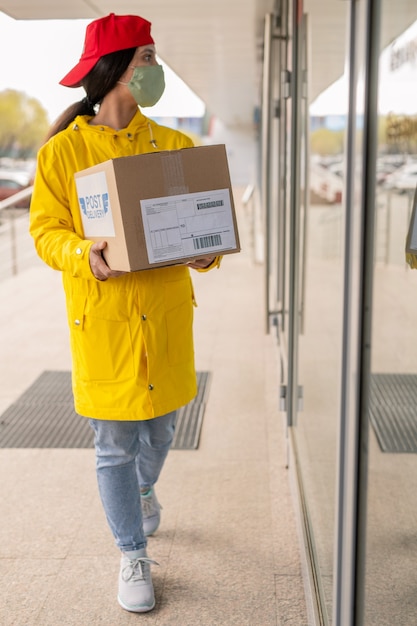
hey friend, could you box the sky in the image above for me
[0,12,205,123]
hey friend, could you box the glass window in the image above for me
[366,4,417,624]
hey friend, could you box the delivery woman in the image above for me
[29,13,220,614]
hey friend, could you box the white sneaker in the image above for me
[117,549,158,613]
[141,488,162,536]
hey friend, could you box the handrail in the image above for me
[0,185,34,279]
[0,185,33,212]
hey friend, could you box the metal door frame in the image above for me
[333,0,381,624]
[262,4,290,336]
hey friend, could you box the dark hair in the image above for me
[44,47,136,142]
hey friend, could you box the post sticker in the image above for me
[75,171,115,237]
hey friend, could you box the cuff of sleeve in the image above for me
[72,241,95,279]
[406,252,417,269]
[197,256,223,272]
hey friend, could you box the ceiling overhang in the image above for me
[0,1,415,129]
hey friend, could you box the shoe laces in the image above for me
[122,556,159,583]
[141,492,162,518]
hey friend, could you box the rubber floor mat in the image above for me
[369,373,417,453]
[0,370,211,450]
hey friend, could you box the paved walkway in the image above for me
[0,193,308,625]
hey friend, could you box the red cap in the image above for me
[60,13,154,87]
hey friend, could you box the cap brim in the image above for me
[59,57,98,88]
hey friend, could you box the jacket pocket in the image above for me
[71,314,135,382]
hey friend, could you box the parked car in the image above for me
[0,171,32,209]
[383,161,417,193]
[376,160,399,185]
[310,161,343,203]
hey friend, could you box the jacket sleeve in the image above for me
[196,256,223,272]
[406,252,417,269]
[29,139,95,279]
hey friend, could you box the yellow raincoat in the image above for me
[30,110,220,420]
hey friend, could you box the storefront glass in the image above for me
[365,3,417,624]
[290,6,349,621]
[272,1,417,622]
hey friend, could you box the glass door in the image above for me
[268,0,417,623]
[289,3,349,623]
[365,3,417,624]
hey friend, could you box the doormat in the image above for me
[369,373,417,453]
[0,370,211,450]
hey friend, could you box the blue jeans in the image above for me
[89,411,177,553]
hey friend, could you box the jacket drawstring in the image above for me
[147,123,158,149]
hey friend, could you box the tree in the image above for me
[0,89,49,158]
[310,127,345,156]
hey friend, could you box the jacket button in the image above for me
[75,247,82,255]
[148,384,154,391]
[74,319,80,326]
[141,314,147,321]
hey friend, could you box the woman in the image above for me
[29,13,220,614]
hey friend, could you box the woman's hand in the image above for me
[185,255,216,270]
[89,241,127,281]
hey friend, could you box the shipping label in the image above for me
[140,188,236,263]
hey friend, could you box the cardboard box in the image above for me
[74,144,240,271]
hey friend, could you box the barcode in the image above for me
[193,234,222,249]
[196,200,224,210]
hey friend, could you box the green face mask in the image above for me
[124,65,165,107]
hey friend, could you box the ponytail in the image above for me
[43,47,136,144]
[43,98,95,143]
